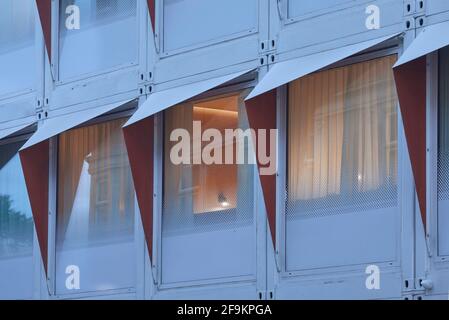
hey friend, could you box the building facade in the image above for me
[0,0,448,300]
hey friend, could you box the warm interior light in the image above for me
[218,192,229,207]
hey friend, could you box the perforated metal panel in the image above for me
[58,0,138,80]
[161,92,256,284]
[437,47,449,256]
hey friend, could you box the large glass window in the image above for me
[56,118,136,294]
[288,0,356,18]
[286,55,399,270]
[162,92,255,284]
[58,0,138,80]
[0,0,36,96]
[438,47,449,256]
[0,141,34,299]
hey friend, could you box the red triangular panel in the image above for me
[36,0,52,60]
[147,0,156,32]
[123,117,154,260]
[19,140,49,274]
[245,90,277,247]
[394,57,427,229]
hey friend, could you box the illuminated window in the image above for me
[162,92,255,283]
[285,55,399,271]
[287,55,398,215]
[56,118,136,293]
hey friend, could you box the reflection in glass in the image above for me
[56,118,136,293]
[0,0,35,95]
[58,0,138,79]
[0,141,34,299]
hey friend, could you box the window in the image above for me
[0,0,35,96]
[288,0,356,18]
[58,0,138,80]
[286,55,399,270]
[0,141,34,299]
[162,0,258,53]
[162,92,255,284]
[56,118,136,294]
[438,47,449,256]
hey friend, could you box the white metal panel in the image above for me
[162,0,258,54]
[21,99,132,150]
[271,0,403,59]
[246,33,399,99]
[427,0,449,16]
[287,0,357,18]
[125,69,253,126]
[0,97,36,125]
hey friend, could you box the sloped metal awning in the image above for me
[123,69,254,262]
[0,122,35,141]
[246,33,400,100]
[19,99,133,275]
[125,69,254,127]
[393,21,449,230]
[394,20,449,68]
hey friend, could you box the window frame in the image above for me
[153,79,265,289]
[46,106,146,299]
[427,50,449,263]
[276,47,404,278]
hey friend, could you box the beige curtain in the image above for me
[288,55,398,201]
[57,118,135,242]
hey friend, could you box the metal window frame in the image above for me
[428,50,449,264]
[276,46,406,279]
[45,105,146,300]
[152,81,264,293]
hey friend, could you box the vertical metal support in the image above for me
[153,112,164,289]
[47,136,58,296]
